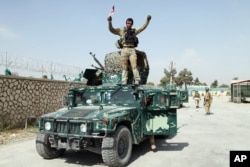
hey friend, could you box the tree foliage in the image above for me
[218,84,229,88]
[193,77,200,85]
[158,65,228,87]
[210,80,218,88]
[159,68,193,87]
[175,68,193,86]
[42,75,48,79]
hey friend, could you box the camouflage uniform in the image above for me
[204,89,213,114]
[193,91,201,108]
[108,16,151,84]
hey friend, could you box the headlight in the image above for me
[45,122,51,130]
[80,123,87,133]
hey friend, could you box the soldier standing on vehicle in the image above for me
[107,15,151,85]
[204,88,213,114]
[193,90,201,108]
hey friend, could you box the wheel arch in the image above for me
[116,120,132,132]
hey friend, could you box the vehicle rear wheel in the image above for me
[36,133,65,159]
[101,125,132,167]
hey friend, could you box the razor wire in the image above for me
[0,52,82,77]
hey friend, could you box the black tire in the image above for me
[101,125,132,167]
[36,133,65,159]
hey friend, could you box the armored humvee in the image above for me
[36,50,188,167]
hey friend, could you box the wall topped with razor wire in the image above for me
[0,52,83,81]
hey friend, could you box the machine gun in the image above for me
[91,64,101,70]
[90,52,104,70]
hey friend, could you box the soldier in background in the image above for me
[107,15,151,85]
[146,96,156,150]
[193,90,201,108]
[204,88,213,114]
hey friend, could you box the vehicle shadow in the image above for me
[60,150,105,166]
[59,137,189,166]
[129,138,189,164]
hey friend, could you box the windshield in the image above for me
[75,90,135,106]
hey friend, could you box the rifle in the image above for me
[89,52,104,70]
[91,64,102,70]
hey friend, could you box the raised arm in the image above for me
[135,15,152,34]
[107,16,120,35]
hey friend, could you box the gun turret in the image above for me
[90,52,104,70]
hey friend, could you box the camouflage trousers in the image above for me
[121,48,140,84]
[204,102,211,113]
[194,98,200,107]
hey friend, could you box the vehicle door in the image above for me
[142,92,177,136]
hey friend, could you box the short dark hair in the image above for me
[126,18,134,24]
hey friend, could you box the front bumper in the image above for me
[39,118,109,151]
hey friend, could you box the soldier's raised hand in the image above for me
[147,15,151,21]
[107,16,112,22]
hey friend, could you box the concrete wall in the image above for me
[0,75,86,129]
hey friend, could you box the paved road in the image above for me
[1,96,250,167]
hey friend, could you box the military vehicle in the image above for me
[177,86,189,108]
[35,50,188,167]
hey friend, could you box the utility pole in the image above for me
[169,61,176,85]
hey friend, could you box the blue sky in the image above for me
[0,0,249,85]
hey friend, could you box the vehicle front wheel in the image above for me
[36,133,65,159]
[101,125,132,167]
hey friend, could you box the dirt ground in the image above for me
[0,127,37,146]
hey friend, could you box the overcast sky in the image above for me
[0,0,249,85]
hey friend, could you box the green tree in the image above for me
[159,67,193,87]
[42,75,48,79]
[218,84,229,88]
[159,76,168,87]
[193,77,200,85]
[175,68,193,86]
[200,82,207,86]
[211,80,218,88]
[159,68,176,86]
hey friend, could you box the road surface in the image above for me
[1,96,250,167]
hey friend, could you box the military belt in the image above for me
[123,46,135,48]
